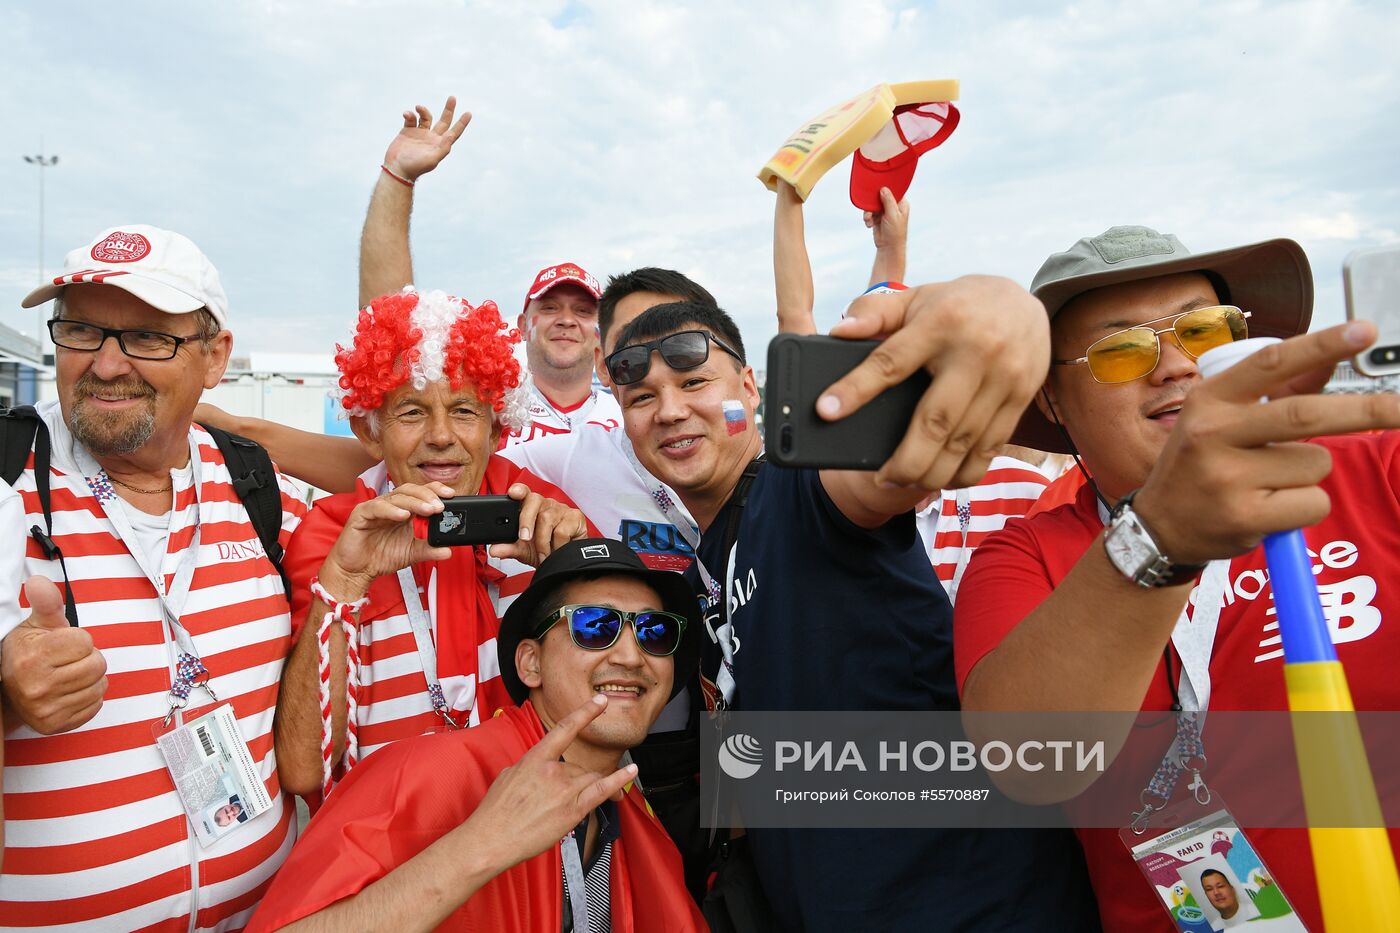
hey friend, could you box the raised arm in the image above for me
[359,97,472,307]
[194,403,374,494]
[865,186,909,287]
[773,180,816,335]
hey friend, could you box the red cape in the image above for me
[247,702,705,932]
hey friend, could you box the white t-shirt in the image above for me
[501,385,623,447]
[110,462,191,575]
[499,423,697,572]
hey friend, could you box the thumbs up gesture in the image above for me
[2,577,108,734]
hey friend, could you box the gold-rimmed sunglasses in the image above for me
[1053,305,1251,384]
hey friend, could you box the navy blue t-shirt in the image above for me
[691,465,1100,932]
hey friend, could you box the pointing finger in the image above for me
[528,694,609,762]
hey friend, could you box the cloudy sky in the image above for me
[2,0,1396,361]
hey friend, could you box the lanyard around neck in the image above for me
[76,439,205,660]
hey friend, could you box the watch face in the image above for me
[1106,516,1155,580]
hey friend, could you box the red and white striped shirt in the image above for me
[915,456,1052,602]
[0,399,307,932]
[283,459,592,766]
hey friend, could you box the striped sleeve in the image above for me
[917,457,1051,595]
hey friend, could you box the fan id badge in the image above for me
[1121,799,1307,931]
[154,704,273,848]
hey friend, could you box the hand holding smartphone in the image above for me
[765,334,930,469]
[413,495,522,546]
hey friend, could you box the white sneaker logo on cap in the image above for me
[581,544,611,560]
[90,231,152,264]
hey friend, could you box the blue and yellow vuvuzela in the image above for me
[1197,338,1400,931]
[1266,527,1400,932]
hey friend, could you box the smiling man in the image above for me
[1,225,307,929]
[955,226,1400,930]
[608,293,1102,930]
[247,539,705,933]
[506,262,622,444]
[275,288,592,798]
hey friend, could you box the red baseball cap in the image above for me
[522,262,601,312]
[849,101,960,212]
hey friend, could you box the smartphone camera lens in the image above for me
[1369,346,1400,367]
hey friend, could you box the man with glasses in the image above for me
[955,225,1400,931]
[1,225,308,929]
[246,538,705,932]
[607,296,1102,930]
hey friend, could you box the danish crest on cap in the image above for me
[90,231,152,263]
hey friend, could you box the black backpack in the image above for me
[0,405,292,627]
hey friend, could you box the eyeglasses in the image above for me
[605,330,743,386]
[1053,305,1251,384]
[532,604,688,657]
[48,319,204,361]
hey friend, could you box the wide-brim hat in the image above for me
[1012,225,1313,453]
[497,538,703,705]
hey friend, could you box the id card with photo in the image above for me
[1122,800,1307,931]
[155,704,273,847]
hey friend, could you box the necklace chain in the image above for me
[107,473,172,495]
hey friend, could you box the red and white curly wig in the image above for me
[334,288,529,431]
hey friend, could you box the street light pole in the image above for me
[23,140,59,352]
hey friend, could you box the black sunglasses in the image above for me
[605,330,743,386]
[532,604,688,657]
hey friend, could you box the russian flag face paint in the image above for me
[723,399,747,435]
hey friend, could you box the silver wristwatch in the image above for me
[1104,490,1206,588]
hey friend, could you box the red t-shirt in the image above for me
[955,432,1400,932]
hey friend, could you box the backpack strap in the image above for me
[199,423,293,601]
[1,406,80,627]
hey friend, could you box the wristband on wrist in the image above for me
[310,576,371,798]
[380,164,415,188]
[310,577,370,620]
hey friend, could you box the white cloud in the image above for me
[0,0,1395,354]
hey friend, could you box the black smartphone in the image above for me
[1344,244,1400,377]
[765,334,930,470]
[427,495,521,546]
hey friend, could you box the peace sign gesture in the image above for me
[382,96,473,182]
[459,694,638,871]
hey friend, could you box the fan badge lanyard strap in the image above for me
[396,567,461,730]
[375,471,462,728]
[620,439,716,602]
[76,439,212,719]
[1130,710,1212,833]
[561,830,591,933]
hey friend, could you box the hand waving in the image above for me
[383,96,472,182]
